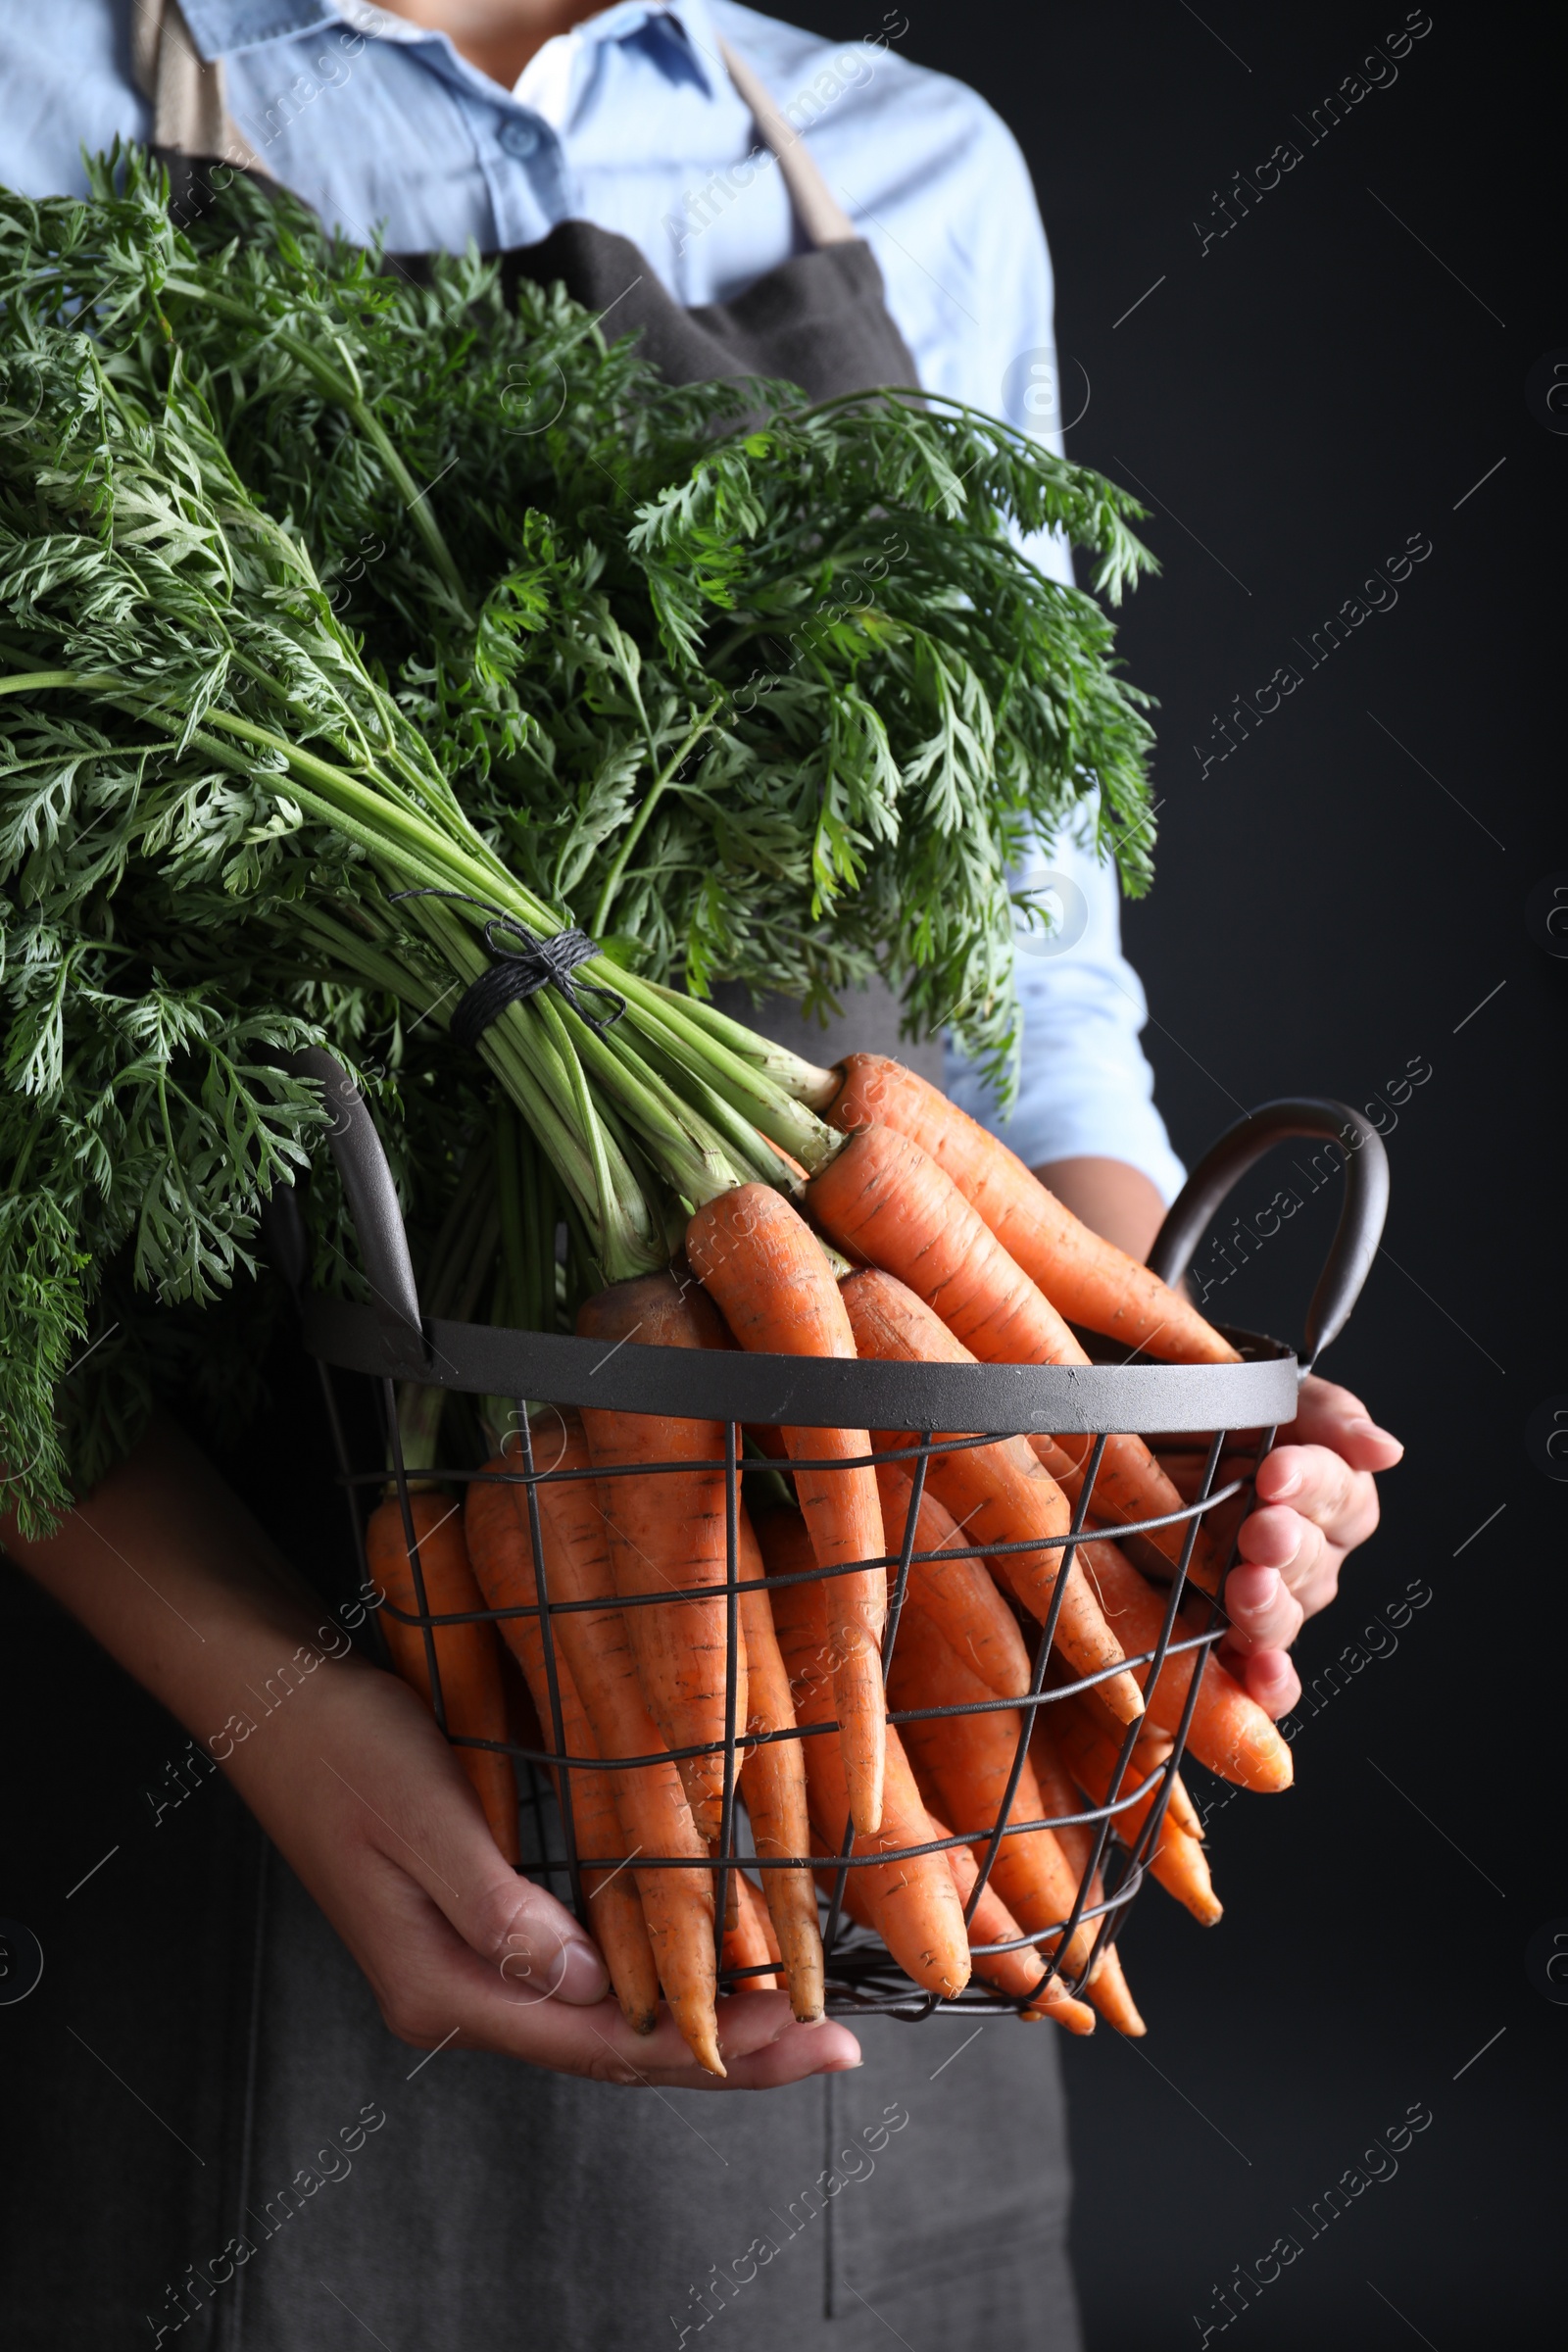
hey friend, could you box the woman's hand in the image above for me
[1037,1157,1404,1722]
[2,1419,860,2089]
[232,1656,860,2089]
[1216,1375,1403,1715]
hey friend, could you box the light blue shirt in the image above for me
[0,0,1185,1199]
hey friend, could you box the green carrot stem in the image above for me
[495,1100,546,1338]
[612,1016,801,1193]
[554,1001,754,1207]
[634,978,842,1113]
[404,896,646,1274]
[613,981,841,1169]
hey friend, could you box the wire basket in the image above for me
[267,1055,1387,2021]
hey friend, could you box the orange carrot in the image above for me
[925,1804,1095,2031]
[1126,1727,1204,1841]
[575,1271,746,1846]
[811,1124,1205,1581]
[368,1490,519,1864]
[735,1508,825,2022]
[1054,1706,1222,1927]
[1030,1430,1223,1589]
[886,1602,1100,1984]
[828,1054,1238,1363]
[841,1267,1145,1722]
[1060,1526,1293,1792]
[769,1556,971,1998]
[465,1415,723,2074]
[686,1185,888,1838]
[1165,1764,1203,1843]
[722,1870,782,1992]
[1075,1930,1144,2034]
[1029,1718,1146,2036]
[464,1454,660,2033]
[876,1462,1034,1699]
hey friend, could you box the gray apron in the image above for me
[0,19,1073,2349]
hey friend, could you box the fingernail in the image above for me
[1268,1465,1302,1497]
[1254,1569,1281,1608]
[557,1937,610,2003]
[828,2053,864,2070]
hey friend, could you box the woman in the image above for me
[0,6,1400,2346]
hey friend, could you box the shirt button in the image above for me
[497,117,541,160]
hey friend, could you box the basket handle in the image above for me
[1147,1098,1389,1373]
[265,1048,425,1363]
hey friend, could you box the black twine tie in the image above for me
[389,890,626,1048]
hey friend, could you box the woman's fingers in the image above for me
[293,1669,611,2002]
[1222,1560,1305,1653]
[718,2015,864,2090]
[1287,1374,1403,1471]
[1240,1447,1379,1625]
[272,1672,862,2088]
[545,1995,862,2092]
[363,1862,860,2085]
[1224,1644,1301,1717]
[1254,1444,1380,1549]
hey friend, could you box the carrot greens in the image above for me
[0,149,1159,1532]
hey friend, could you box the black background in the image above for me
[3,5,1561,2345]
[787,0,1563,2340]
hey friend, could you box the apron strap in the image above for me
[131,0,262,170]
[716,37,858,249]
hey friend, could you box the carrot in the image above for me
[1075,1928,1144,2035]
[886,1603,1101,1984]
[768,1553,971,1998]
[735,1507,825,2022]
[1054,1707,1222,1927]
[840,1267,1145,1722]
[464,1455,660,2033]
[925,1804,1095,2031]
[722,1870,782,1992]
[367,1490,519,1864]
[1127,1727,1204,1841]
[1029,1718,1146,2036]
[828,1054,1238,1364]
[1060,1526,1293,1792]
[875,1462,1034,1699]
[686,1184,888,1838]
[464,1416,723,2075]
[805,1818,1088,2023]
[1030,1430,1224,1589]
[1166,1764,1203,1844]
[810,1124,1206,1582]
[575,1270,746,1846]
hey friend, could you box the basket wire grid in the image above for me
[276,1064,1388,2022]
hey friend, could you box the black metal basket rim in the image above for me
[301,1291,1299,1433]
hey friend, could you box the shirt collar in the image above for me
[180,0,722,96]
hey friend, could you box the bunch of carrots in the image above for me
[364,1054,1291,2075]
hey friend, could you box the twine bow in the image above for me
[389,890,626,1046]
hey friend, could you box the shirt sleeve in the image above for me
[942,829,1188,1203]
[928,109,1185,1200]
